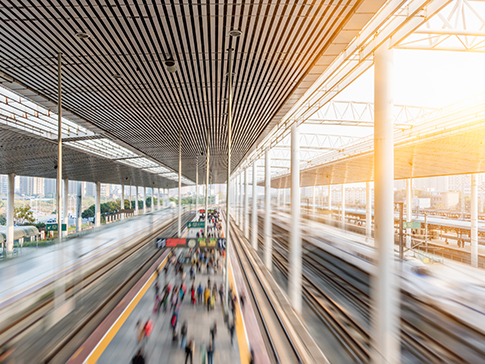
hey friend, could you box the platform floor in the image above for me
[0,208,175,306]
[98,262,241,364]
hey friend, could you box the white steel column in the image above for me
[178,129,182,237]
[143,187,147,214]
[471,174,478,267]
[372,43,399,364]
[76,181,82,232]
[205,129,210,238]
[151,188,154,212]
[244,168,249,239]
[158,188,161,210]
[276,187,280,209]
[341,184,346,229]
[366,182,372,238]
[264,150,272,271]
[135,186,139,215]
[6,173,14,257]
[63,179,69,236]
[236,174,240,226]
[195,160,199,218]
[252,161,258,250]
[312,185,316,213]
[95,182,101,228]
[328,185,332,217]
[406,179,412,248]
[283,187,286,212]
[289,124,302,312]
[121,183,125,219]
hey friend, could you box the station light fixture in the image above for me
[75,32,90,39]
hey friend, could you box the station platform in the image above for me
[0,208,175,309]
[68,234,269,363]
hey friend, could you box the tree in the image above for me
[0,214,5,226]
[14,205,35,225]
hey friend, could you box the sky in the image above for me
[336,49,485,108]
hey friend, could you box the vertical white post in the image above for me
[195,160,199,218]
[158,188,161,210]
[283,187,286,212]
[471,174,478,267]
[143,187,147,214]
[178,129,182,237]
[372,42,399,364]
[244,168,249,239]
[151,188,154,212]
[406,179,412,248]
[328,185,332,221]
[6,173,14,257]
[95,182,101,228]
[63,179,69,236]
[121,183,125,219]
[366,182,372,238]
[135,186,139,215]
[264,150,272,271]
[252,161,258,250]
[236,174,239,226]
[276,187,280,210]
[312,185,316,213]
[205,129,210,238]
[341,184,346,229]
[289,124,302,312]
[76,181,82,232]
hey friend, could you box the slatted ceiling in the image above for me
[0,125,179,188]
[0,0,384,183]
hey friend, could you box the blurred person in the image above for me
[229,319,235,347]
[207,340,214,364]
[185,338,195,364]
[131,349,145,364]
[181,321,188,349]
[210,321,217,348]
[197,283,203,304]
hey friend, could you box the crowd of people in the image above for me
[132,245,244,364]
[196,211,223,239]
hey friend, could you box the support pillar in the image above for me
[135,186,139,215]
[366,182,372,238]
[195,159,199,218]
[328,185,332,221]
[95,182,101,228]
[276,187,280,209]
[63,179,69,237]
[252,161,258,250]
[264,150,272,271]
[121,183,125,219]
[341,184,346,229]
[244,168,249,239]
[289,124,302,312]
[143,186,147,214]
[178,129,182,237]
[471,174,478,267]
[205,129,210,238]
[6,173,14,257]
[406,179,412,248]
[151,188,154,213]
[372,42,399,364]
[312,185,316,213]
[158,188,161,210]
[76,181,82,232]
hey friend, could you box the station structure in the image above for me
[1,1,485,363]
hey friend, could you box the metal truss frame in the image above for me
[234,0,451,177]
[395,0,485,52]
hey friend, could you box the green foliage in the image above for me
[0,214,5,226]
[14,205,35,225]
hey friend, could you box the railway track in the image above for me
[229,217,302,364]
[0,212,193,363]
[254,218,485,363]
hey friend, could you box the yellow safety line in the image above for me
[84,256,169,364]
[228,257,251,364]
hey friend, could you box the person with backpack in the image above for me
[207,341,214,364]
[131,349,145,364]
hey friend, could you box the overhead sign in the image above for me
[46,223,66,232]
[155,237,226,250]
[403,222,421,229]
[187,221,205,229]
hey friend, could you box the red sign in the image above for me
[166,238,187,247]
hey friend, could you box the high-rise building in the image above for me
[0,175,7,195]
[44,178,56,196]
[85,182,95,197]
